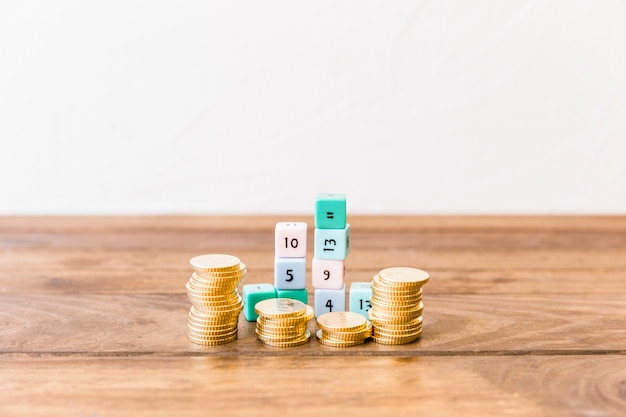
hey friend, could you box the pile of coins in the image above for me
[369,267,429,345]
[186,254,246,346]
[255,298,314,348]
[316,311,372,347]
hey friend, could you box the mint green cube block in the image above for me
[242,283,276,321]
[276,288,309,305]
[349,282,372,320]
[314,224,350,260]
[315,193,346,229]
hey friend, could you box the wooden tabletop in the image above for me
[1,215,625,416]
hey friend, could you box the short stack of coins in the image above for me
[369,267,429,345]
[316,311,372,347]
[254,298,313,348]
[313,193,350,317]
[186,254,246,346]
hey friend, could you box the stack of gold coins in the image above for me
[254,298,314,348]
[186,254,246,346]
[316,311,372,347]
[369,267,429,345]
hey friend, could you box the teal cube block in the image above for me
[276,288,309,305]
[314,224,350,260]
[349,282,372,320]
[315,193,346,229]
[242,283,276,321]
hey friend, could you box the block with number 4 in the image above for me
[274,257,306,290]
[314,285,346,317]
[314,224,350,260]
[311,258,344,289]
[275,222,307,258]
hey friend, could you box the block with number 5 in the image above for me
[311,258,344,289]
[275,222,307,258]
[274,257,306,290]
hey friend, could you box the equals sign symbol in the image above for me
[326,212,334,219]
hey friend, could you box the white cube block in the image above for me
[311,258,344,289]
[314,285,346,317]
[274,257,306,290]
[275,222,307,258]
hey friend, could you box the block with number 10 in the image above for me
[275,222,307,258]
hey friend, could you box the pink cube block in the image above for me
[275,222,307,258]
[311,258,344,289]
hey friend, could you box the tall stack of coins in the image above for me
[316,311,372,347]
[254,298,313,348]
[186,254,246,346]
[369,267,429,345]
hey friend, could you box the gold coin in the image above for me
[372,325,422,338]
[257,330,311,348]
[368,310,422,326]
[192,266,246,279]
[372,274,421,290]
[370,298,422,311]
[188,277,243,291]
[188,323,238,334]
[371,316,423,330]
[377,267,429,287]
[254,298,307,319]
[185,283,239,298]
[371,331,422,345]
[255,323,307,335]
[316,330,367,347]
[321,321,373,340]
[188,333,238,346]
[257,305,314,325]
[255,329,303,342]
[316,311,368,333]
[188,328,238,339]
[256,321,308,333]
[189,254,242,273]
[189,273,244,286]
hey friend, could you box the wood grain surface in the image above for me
[1,215,625,416]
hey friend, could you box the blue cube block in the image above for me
[276,288,309,305]
[242,283,276,321]
[315,193,346,229]
[274,257,306,290]
[349,282,373,320]
[314,285,346,317]
[314,224,350,260]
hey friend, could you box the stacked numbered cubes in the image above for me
[313,193,350,317]
[274,222,308,305]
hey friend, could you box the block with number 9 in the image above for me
[311,258,344,289]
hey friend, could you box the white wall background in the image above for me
[1,1,625,215]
